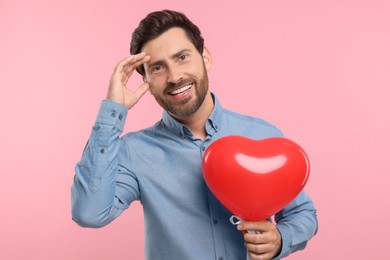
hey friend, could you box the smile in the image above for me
[169,83,193,96]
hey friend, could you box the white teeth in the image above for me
[170,84,192,95]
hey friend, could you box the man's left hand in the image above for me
[237,220,282,260]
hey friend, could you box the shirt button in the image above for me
[218,258,224,260]
[100,148,105,153]
[213,219,218,224]
[118,114,123,120]
[111,112,116,117]
[202,146,206,151]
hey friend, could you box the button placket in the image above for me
[206,188,227,260]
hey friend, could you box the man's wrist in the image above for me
[95,100,128,130]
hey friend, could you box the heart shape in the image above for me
[202,136,310,220]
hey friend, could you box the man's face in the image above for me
[142,27,212,118]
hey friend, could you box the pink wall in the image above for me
[1,0,389,259]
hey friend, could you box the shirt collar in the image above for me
[161,92,223,138]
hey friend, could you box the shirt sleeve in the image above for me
[71,100,139,228]
[273,191,318,259]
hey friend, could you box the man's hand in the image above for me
[106,53,151,109]
[238,220,282,260]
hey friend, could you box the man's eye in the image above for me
[179,54,188,61]
[152,66,162,73]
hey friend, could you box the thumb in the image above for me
[126,82,150,109]
[134,82,150,100]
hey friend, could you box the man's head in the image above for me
[129,10,213,120]
[130,10,204,76]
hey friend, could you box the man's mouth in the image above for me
[168,83,193,96]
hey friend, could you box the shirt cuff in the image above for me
[95,99,128,131]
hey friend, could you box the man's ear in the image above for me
[143,77,151,92]
[202,46,212,71]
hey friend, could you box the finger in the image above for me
[122,56,150,84]
[110,56,139,84]
[121,53,150,72]
[246,241,272,253]
[246,242,274,260]
[247,250,272,260]
[244,231,282,259]
[244,233,267,244]
[238,220,272,232]
[133,82,150,100]
[113,53,147,81]
[124,82,150,109]
[118,52,147,68]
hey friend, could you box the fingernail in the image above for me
[237,224,242,230]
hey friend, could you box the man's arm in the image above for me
[274,191,318,258]
[71,100,132,227]
[71,53,151,227]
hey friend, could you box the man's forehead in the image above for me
[141,27,195,55]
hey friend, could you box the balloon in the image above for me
[202,136,310,221]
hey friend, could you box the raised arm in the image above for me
[71,53,150,228]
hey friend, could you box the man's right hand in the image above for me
[106,53,151,109]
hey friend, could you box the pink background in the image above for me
[1,0,389,259]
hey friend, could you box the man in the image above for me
[71,10,318,260]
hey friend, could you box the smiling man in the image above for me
[142,27,213,135]
[71,10,318,260]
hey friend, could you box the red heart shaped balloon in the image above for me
[202,136,310,221]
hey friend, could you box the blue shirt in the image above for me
[71,94,318,260]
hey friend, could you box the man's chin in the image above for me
[167,102,200,117]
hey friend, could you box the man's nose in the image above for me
[167,65,183,84]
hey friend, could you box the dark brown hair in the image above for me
[130,10,204,76]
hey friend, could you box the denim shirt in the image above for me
[71,94,318,260]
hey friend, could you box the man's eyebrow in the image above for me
[148,49,193,68]
[147,59,164,68]
[170,48,192,59]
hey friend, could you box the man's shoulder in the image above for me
[222,108,280,131]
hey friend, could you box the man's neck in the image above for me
[174,92,214,141]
